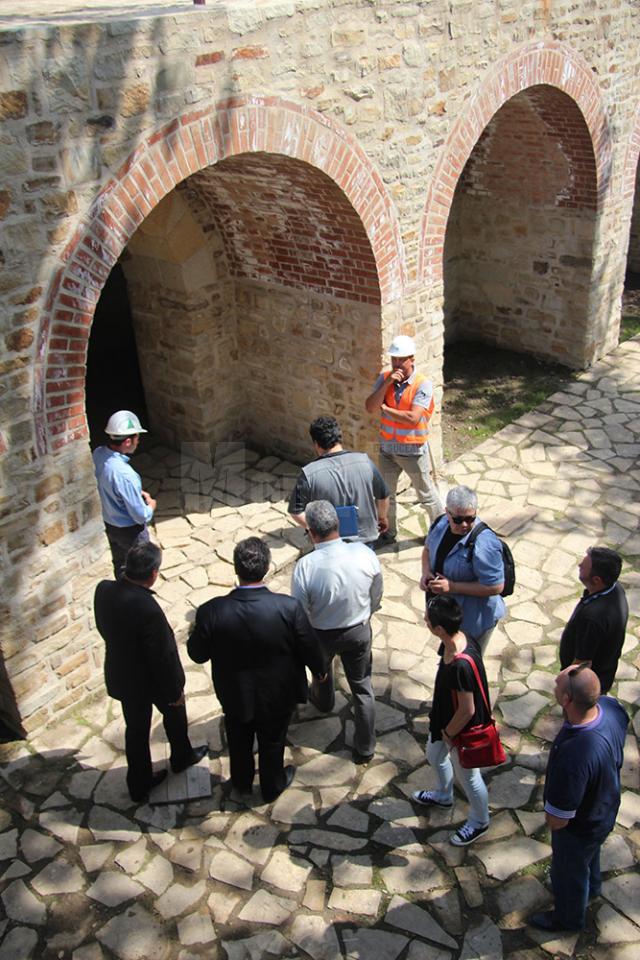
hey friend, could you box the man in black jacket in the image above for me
[94,541,206,803]
[559,546,628,693]
[188,537,327,802]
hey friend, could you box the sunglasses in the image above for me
[448,514,476,525]
[567,662,588,699]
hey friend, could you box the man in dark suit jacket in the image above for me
[94,541,207,803]
[187,537,327,803]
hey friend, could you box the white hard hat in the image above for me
[105,410,147,438]
[388,335,416,357]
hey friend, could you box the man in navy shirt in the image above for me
[528,665,628,932]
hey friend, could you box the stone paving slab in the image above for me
[1,340,640,957]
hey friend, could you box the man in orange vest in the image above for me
[365,335,443,545]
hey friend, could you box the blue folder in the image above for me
[335,505,359,538]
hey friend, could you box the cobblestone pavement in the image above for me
[1,338,640,960]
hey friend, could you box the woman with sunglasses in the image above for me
[419,486,505,653]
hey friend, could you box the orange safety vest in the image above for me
[379,372,434,445]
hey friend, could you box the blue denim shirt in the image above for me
[93,446,153,528]
[426,515,506,639]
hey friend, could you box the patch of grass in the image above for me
[620,313,640,341]
[442,341,575,460]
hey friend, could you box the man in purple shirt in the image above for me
[528,665,628,932]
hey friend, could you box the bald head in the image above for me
[556,665,601,712]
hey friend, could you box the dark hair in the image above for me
[309,416,342,450]
[125,541,162,581]
[426,595,464,636]
[234,537,270,583]
[588,547,622,587]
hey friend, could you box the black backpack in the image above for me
[466,521,515,598]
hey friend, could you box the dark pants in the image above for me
[310,620,375,757]
[121,697,193,801]
[551,827,604,929]
[224,711,292,802]
[105,523,149,578]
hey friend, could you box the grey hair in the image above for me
[446,485,478,513]
[306,500,339,538]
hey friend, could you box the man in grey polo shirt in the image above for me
[288,416,390,546]
[291,500,383,763]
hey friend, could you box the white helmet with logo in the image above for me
[388,335,416,357]
[105,410,148,438]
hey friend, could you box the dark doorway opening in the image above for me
[85,264,148,449]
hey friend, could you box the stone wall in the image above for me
[629,164,640,273]
[235,278,381,463]
[121,191,240,450]
[0,1,639,734]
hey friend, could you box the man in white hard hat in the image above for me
[365,335,443,545]
[93,410,156,577]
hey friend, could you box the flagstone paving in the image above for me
[1,339,640,959]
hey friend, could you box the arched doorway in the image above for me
[85,153,383,467]
[443,85,598,366]
[86,265,147,449]
[622,157,640,339]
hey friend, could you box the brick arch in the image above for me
[35,96,406,455]
[419,41,612,282]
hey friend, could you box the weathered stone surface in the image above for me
[601,872,640,926]
[237,889,296,924]
[79,843,113,874]
[2,879,46,925]
[224,815,279,867]
[385,895,457,948]
[474,838,551,881]
[39,809,82,844]
[380,855,449,894]
[343,928,409,960]
[96,904,169,960]
[135,855,173,896]
[177,912,216,945]
[260,847,312,892]
[87,872,145,907]
[296,753,357,786]
[31,858,85,895]
[209,850,254,891]
[155,881,206,919]
[88,807,141,844]
[488,766,537,808]
[270,787,316,824]
[221,931,289,960]
[460,916,503,960]
[289,915,342,960]
[331,854,373,887]
[0,927,38,960]
[498,691,549,729]
[0,829,18,860]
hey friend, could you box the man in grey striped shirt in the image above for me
[291,500,383,764]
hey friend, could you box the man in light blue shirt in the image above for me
[291,500,383,763]
[93,410,156,577]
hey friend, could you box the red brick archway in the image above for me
[419,41,612,283]
[35,96,406,455]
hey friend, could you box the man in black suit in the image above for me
[94,541,207,803]
[187,537,327,803]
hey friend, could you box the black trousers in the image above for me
[224,711,292,802]
[121,697,193,801]
[105,523,149,578]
